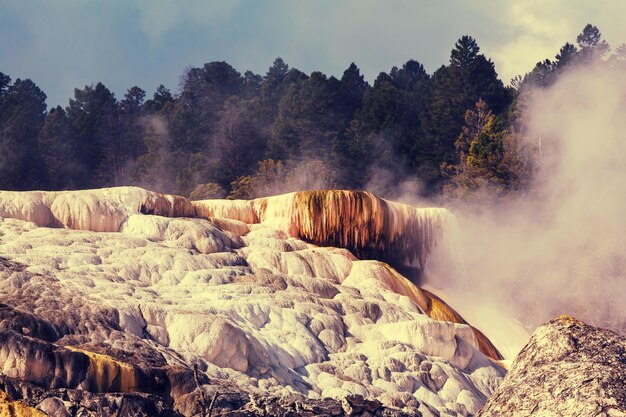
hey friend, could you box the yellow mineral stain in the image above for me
[257,191,449,269]
[65,346,138,393]
[370,264,504,361]
[556,315,582,324]
[196,190,450,269]
[0,391,46,417]
[193,190,451,269]
[421,288,504,360]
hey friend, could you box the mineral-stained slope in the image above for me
[0,187,506,416]
[477,316,626,417]
[195,190,452,270]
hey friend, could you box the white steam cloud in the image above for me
[445,63,626,338]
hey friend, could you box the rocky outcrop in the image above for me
[0,389,46,417]
[477,316,626,417]
[0,373,419,417]
[0,375,182,417]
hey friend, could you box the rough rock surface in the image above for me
[0,187,507,416]
[477,316,626,417]
[0,374,416,417]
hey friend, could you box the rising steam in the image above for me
[447,63,626,334]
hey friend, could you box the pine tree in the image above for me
[422,36,509,188]
[339,63,368,115]
[255,58,305,127]
[444,100,534,200]
[120,86,147,162]
[0,78,47,189]
[576,24,610,62]
[38,106,81,189]
[144,85,174,113]
[0,72,10,96]
[212,96,264,186]
[66,82,120,187]
[242,70,263,99]
[174,61,244,155]
[555,42,578,69]
[270,72,348,161]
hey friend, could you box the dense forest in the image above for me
[0,24,622,201]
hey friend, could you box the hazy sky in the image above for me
[1,0,626,107]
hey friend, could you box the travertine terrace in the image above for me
[0,187,506,416]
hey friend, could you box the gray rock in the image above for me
[477,316,626,417]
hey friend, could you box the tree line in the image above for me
[0,24,622,201]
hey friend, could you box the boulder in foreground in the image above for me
[477,316,626,417]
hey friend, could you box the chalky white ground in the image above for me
[0,187,510,416]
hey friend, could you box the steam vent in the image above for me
[0,187,505,416]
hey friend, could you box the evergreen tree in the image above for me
[358,61,431,158]
[121,86,146,111]
[0,78,47,189]
[443,100,504,197]
[0,72,10,147]
[392,60,433,169]
[242,70,263,99]
[166,62,245,193]
[267,57,290,82]
[269,71,349,161]
[523,59,556,87]
[355,73,403,135]
[332,121,377,188]
[339,63,368,115]
[576,24,610,62]
[120,86,146,161]
[0,72,10,96]
[445,100,535,200]
[390,60,428,90]
[450,36,480,68]
[66,82,120,187]
[256,57,305,127]
[423,36,509,187]
[555,42,578,69]
[38,106,81,189]
[174,61,243,154]
[336,60,433,187]
[212,96,264,186]
[144,84,174,113]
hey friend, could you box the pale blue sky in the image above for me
[1,0,625,107]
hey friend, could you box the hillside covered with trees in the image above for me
[0,24,622,201]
